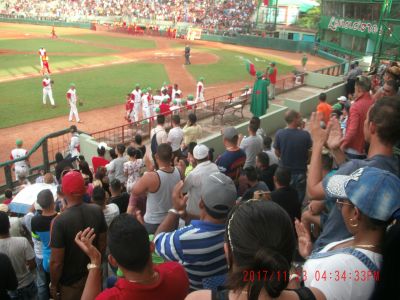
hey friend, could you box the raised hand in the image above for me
[309,112,329,147]
[327,117,343,150]
[295,219,313,258]
[74,227,101,264]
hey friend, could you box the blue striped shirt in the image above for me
[154,220,227,290]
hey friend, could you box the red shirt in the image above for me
[159,103,170,115]
[269,67,277,84]
[3,198,12,205]
[96,262,189,300]
[92,156,109,173]
[342,92,374,154]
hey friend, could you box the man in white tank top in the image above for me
[10,139,30,180]
[131,144,181,234]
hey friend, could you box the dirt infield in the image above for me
[0,23,334,164]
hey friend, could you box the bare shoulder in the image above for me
[185,290,211,300]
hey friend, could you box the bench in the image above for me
[213,94,249,124]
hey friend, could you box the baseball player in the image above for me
[41,55,51,75]
[125,93,134,122]
[172,83,182,102]
[10,139,30,180]
[131,84,142,122]
[51,26,57,39]
[42,75,56,108]
[69,125,80,158]
[196,77,206,106]
[141,88,151,120]
[66,83,81,122]
[38,47,46,68]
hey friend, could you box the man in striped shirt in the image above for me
[154,172,237,290]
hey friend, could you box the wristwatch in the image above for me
[168,208,180,215]
[87,263,100,270]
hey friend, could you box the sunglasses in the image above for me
[336,199,354,210]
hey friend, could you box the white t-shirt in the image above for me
[10,148,28,168]
[69,134,80,157]
[151,125,168,145]
[167,127,184,152]
[304,237,382,300]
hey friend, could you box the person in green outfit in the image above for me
[250,71,269,117]
[301,54,308,71]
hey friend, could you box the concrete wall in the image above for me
[304,72,345,89]
[79,133,112,167]
[284,83,346,117]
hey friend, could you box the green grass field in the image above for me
[0,63,168,128]
[62,34,156,49]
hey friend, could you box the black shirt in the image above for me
[55,159,74,182]
[258,164,277,191]
[0,253,18,299]
[270,186,301,225]
[109,192,130,213]
[50,203,107,285]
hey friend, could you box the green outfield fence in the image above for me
[0,16,93,29]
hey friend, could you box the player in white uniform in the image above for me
[10,139,30,180]
[141,88,152,120]
[172,83,182,102]
[69,125,80,158]
[66,83,81,122]
[196,77,206,106]
[131,84,142,122]
[38,47,46,68]
[42,75,56,107]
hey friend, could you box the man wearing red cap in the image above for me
[50,170,107,300]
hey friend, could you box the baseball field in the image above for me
[0,22,334,163]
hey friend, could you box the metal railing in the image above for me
[313,63,346,76]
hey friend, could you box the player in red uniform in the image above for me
[41,55,51,75]
[51,26,57,39]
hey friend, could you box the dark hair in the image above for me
[188,142,197,156]
[127,146,139,158]
[319,93,327,102]
[263,136,273,149]
[355,76,371,92]
[244,166,258,182]
[109,148,117,160]
[134,134,142,145]
[385,80,399,93]
[257,152,270,168]
[225,135,239,146]
[110,179,122,192]
[368,96,400,145]
[4,189,12,199]
[79,160,93,183]
[157,114,165,125]
[274,167,291,187]
[37,189,54,209]
[284,110,300,124]
[250,117,261,130]
[157,143,172,163]
[55,152,63,163]
[0,211,10,235]
[226,201,295,299]
[97,146,106,157]
[188,113,197,125]
[172,114,180,125]
[92,186,106,205]
[70,125,77,133]
[248,122,258,134]
[108,214,150,272]
[116,144,126,155]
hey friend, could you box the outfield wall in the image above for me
[0,17,92,29]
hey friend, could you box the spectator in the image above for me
[241,166,269,202]
[109,179,129,214]
[186,200,306,299]
[268,61,277,100]
[133,134,146,158]
[10,139,30,181]
[215,127,246,180]
[92,143,110,173]
[341,76,374,159]
[307,96,400,250]
[55,152,74,183]
[107,143,127,184]
[92,186,119,226]
[274,110,312,204]
[344,63,358,97]
[316,92,332,126]
[154,172,237,290]
[262,135,279,165]
[256,151,277,191]
[150,114,168,154]
[0,253,18,300]
[0,211,37,299]
[182,144,219,217]
[239,119,263,169]
[74,214,189,299]
[132,144,181,234]
[124,147,144,193]
[0,203,25,238]
[78,156,93,183]
[30,189,58,300]
[3,189,13,205]
[298,167,400,300]
[184,141,197,176]
[50,170,107,300]
[167,114,184,160]
[183,113,202,147]
[270,166,301,226]
[382,79,399,98]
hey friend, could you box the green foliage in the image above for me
[296,7,321,30]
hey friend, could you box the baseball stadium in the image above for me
[0,0,400,299]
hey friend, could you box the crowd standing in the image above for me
[2,54,400,300]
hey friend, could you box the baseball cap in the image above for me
[16,139,23,146]
[70,82,76,87]
[62,170,86,195]
[201,172,237,216]
[193,144,209,160]
[223,127,238,140]
[325,167,400,221]
[199,77,204,81]
[337,96,348,102]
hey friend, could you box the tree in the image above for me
[296,6,321,30]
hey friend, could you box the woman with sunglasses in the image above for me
[296,167,400,300]
[186,200,318,300]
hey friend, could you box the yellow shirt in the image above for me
[183,124,202,145]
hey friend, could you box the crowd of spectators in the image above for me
[2,65,400,300]
[1,0,257,30]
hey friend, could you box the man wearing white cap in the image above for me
[182,144,219,216]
